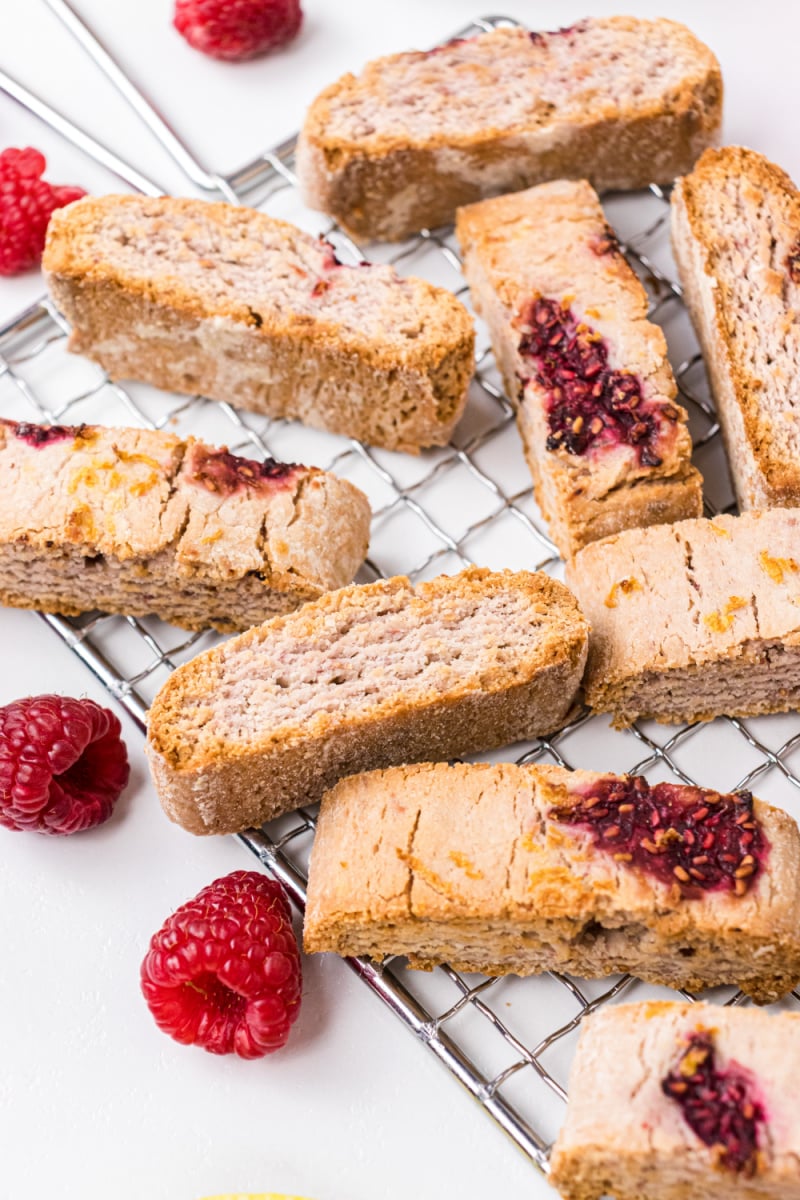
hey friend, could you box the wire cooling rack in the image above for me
[4,8,800,1179]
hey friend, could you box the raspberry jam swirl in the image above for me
[7,419,83,447]
[662,1030,765,1175]
[188,446,302,496]
[516,296,680,465]
[548,776,766,897]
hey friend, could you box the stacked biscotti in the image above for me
[146,569,588,834]
[43,194,475,453]
[0,418,370,632]
[298,18,722,241]
[305,762,800,1003]
[672,145,800,508]
[550,1002,800,1199]
[567,508,800,726]
[457,180,703,555]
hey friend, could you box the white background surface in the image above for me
[1,2,800,1198]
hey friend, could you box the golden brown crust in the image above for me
[145,568,589,834]
[43,195,475,453]
[298,20,723,241]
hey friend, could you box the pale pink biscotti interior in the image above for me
[145,569,588,834]
[550,1002,800,1200]
[297,19,722,240]
[43,194,475,453]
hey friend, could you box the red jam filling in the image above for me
[9,419,82,447]
[549,776,766,897]
[662,1031,765,1175]
[189,447,300,495]
[517,297,674,464]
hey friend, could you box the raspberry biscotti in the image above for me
[456,181,703,556]
[0,418,370,632]
[297,19,722,242]
[146,569,588,834]
[672,146,800,508]
[566,509,800,726]
[550,1002,800,1199]
[43,195,474,453]
[304,763,800,1003]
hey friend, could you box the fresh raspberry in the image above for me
[173,0,302,60]
[0,147,86,276]
[141,871,302,1058]
[0,694,130,835]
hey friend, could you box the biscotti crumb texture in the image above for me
[145,568,588,835]
[672,145,800,509]
[43,194,475,454]
[550,1002,800,1200]
[566,509,800,726]
[297,18,722,241]
[456,180,702,556]
[0,418,370,632]
[304,762,800,1003]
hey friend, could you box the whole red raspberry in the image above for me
[173,0,302,60]
[0,147,86,276]
[141,871,302,1058]
[0,694,130,835]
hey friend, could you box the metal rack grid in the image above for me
[3,9,800,1179]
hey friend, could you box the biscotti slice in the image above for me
[304,763,800,1003]
[672,146,800,508]
[550,1002,800,1199]
[43,195,474,453]
[456,181,703,556]
[0,418,370,632]
[566,508,800,725]
[297,19,722,242]
[146,568,588,835]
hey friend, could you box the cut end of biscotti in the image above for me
[672,145,800,509]
[550,1002,800,1200]
[43,194,474,452]
[298,18,722,240]
[145,568,588,835]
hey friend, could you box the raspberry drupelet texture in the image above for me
[517,296,679,464]
[141,871,302,1058]
[0,147,85,276]
[0,694,129,834]
[549,775,766,897]
[173,0,302,61]
[662,1030,765,1175]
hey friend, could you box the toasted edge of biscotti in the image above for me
[145,569,588,834]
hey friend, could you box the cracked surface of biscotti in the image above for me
[456,181,703,556]
[304,762,800,1003]
[550,1002,800,1200]
[42,195,475,453]
[672,145,800,509]
[145,568,588,835]
[297,19,722,241]
[0,418,370,632]
[566,509,800,726]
